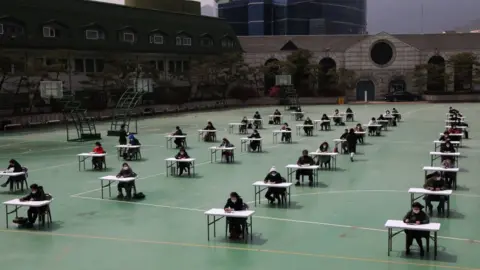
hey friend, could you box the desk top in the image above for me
[198,129,217,132]
[290,112,304,114]
[355,131,366,134]
[115,145,141,148]
[328,115,343,118]
[165,135,187,138]
[363,124,382,127]
[204,208,255,217]
[286,164,319,169]
[445,126,467,129]
[100,175,136,182]
[210,147,236,150]
[252,181,293,187]
[165,157,196,162]
[433,140,460,144]
[408,188,452,196]
[445,119,465,123]
[228,123,245,125]
[78,152,106,157]
[429,151,460,156]
[248,118,263,121]
[296,124,314,127]
[422,166,459,172]
[440,132,464,136]
[0,171,25,176]
[313,119,330,122]
[272,130,291,133]
[309,152,338,156]
[269,115,282,117]
[333,139,346,142]
[377,120,389,122]
[3,198,52,207]
[240,137,263,141]
[384,219,441,231]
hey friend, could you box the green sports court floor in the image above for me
[0,103,479,270]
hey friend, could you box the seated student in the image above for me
[294,106,304,121]
[385,110,391,116]
[442,159,456,189]
[346,128,357,162]
[224,192,245,240]
[1,159,26,191]
[316,142,331,169]
[392,108,401,121]
[273,109,282,125]
[448,107,461,116]
[92,142,106,170]
[248,129,261,151]
[345,107,354,121]
[333,109,343,126]
[440,140,456,153]
[175,147,191,176]
[253,111,262,129]
[423,172,447,215]
[203,121,216,142]
[219,138,235,163]
[116,163,137,199]
[303,117,314,136]
[320,114,331,131]
[240,117,248,133]
[403,202,430,256]
[378,114,387,129]
[280,123,292,142]
[124,134,141,160]
[19,184,48,228]
[295,150,315,187]
[264,166,285,204]
[367,117,378,136]
[339,129,349,153]
[171,126,185,148]
[439,131,450,141]
[355,123,365,144]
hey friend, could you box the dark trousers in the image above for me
[118,181,135,197]
[281,133,291,142]
[227,217,245,237]
[405,230,425,250]
[222,151,232,162]
[296,170,313,182]
[425,195,445,211]
[368,127,378,136]
[27,207,43,224]
[250,142,260,151]
[92,157,104,169]
[317,157,331,168]
[341,142,348,153]
[357,134,364,143]
[239,125,247,133]
[346,115,353,121]
[303,127,313,136]
[348,144,356,154]
[178,163,191,175]
[320,123,330,130]
[174,138,184,148]
[273,117,281,125]
[265,188,281,202]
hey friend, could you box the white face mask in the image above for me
[180,152,185,155]
[123,167,129,170]
[271,172,277,176]
[32,191,37,194]
[231,199,237,203]
[412,209,420,214]
[436,177,442,181]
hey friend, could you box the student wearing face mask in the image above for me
[273,109,281,125]
[423,172,447,215]
[248,129,261,151]
[92,142,106,170]
[203,121,216,142]
[280,123,292,142]
[320,114,330,131]
[440,140,456,166]
[1,159,26,191]
[355,123,364,144]
[339,129,349,153]
[294,106,304,121]
[403,202,430,256]
[264,166,285,204]
[224,192,245,239]
[346,128,357,162]
[345,107,354,121]
[367,117,377,136]
[316,142,331,169]
[19,184,47,227]
[253,111,262,129]
[116,163,137,199]
[303,117,314,136]
[175,147,191,176]
[295,150,315,187]
[219,138,234,163]
[171,126,185,148]
[240,117,248,133]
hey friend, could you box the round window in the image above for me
[370,41,394,66]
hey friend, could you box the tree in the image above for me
[229,86,258,103]
[285,49,313,94]
[413,63,452,93]
[447,52,480,91]
[333,68,357,95]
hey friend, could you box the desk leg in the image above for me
[288,186,291,206]
[78,156,81,171]
[108,180,112,198]
[207,215,210,240]
[250,216,253,241]
[447,197,450,218]
[210,150,213,163]
[430,156,433,166]
[254,186,258,206]
[410,193,414,205]
[5,205,8,228]
[387,228,392,256]
[101,179,104,199]
[193,161,196,177]
[434,232,438,259]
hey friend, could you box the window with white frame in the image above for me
[175,36,182,46]
[0,24,3,35]
[123,32,135,43]
[221,39,227,47]
[149,34,163,45]
[228,40,234,48]
[86,29,100,40]
[43,26,55,38]
[201,38,213,47]
[183,37,192,46]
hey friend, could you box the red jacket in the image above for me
[93,146,105,154]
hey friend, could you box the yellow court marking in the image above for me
[0,229,478,270]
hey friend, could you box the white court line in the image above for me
[71,194,480,244]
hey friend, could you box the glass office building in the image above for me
[217,0,367,36]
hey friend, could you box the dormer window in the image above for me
[221,38,234,48]
[85,29,105,40]
[176,36,182,46]
[43,26,56,38]
[183,37,191,46]
[149,34,163,45]
[200,35,214,47]
[123,32,135,43]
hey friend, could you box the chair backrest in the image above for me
[242,203,249,210]
[22,167,28,178]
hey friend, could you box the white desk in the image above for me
[313,120,331,130]
[341,112,355,121]
[268,115,283,124]
[228,123,247,134]
[210,147,235,163]
[205,208,255,242]
[198,130,217,142]
[423,166,459,190]
[445,119,465,124]
[439,132,464,140]
[272,130,292,143]
[165,158,196,177]
[165,135,187,148]
[445,125,467,130]
[408,188,452,217]
[446,113,465,119]
[385,219,440,259]
[309,152,338,170]
[3,198,52,228]
[433,140,460,151]
[290,111,304,120]
[355,131,366,144]
[333,139,346,154]
[364,124,383,136]
[247,118,263,128]
[115,145,142,160]
[240,137,262,152]
[77,153,107,171]
[377,120,389,131]
[99,175,136,199]
[391,113,401,121]
[295,124,314,136]
[285,164,320,185]
[252,181,293,206]
[429,151,460,167]
[0,171,25,177]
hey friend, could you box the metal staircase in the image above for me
[62,92,101,142]
[280,85,300,110]
[107,88,145,136]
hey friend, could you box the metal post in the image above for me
[364,90,368,102]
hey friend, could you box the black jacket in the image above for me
[119,129,127,144]
[175,152,190,159]
[346,133,357,145]
[224,197,244,211]
[117,168,136,178]
[440,145,455,152]
[340,132,348,139]
[205,125,216,130]
[8,161,23,173]
[304,119,313,125]
[249,132,261,139]
[297,155,314,165]
[264,172,283,183]
[173,129,183,135]
[22,189,46,202]
[403,210,429,224]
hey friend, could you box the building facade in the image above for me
[217,0,367,36]
[0,0,239,110]
[239,32,480,100]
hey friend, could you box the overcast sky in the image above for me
[96,0,480,34]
